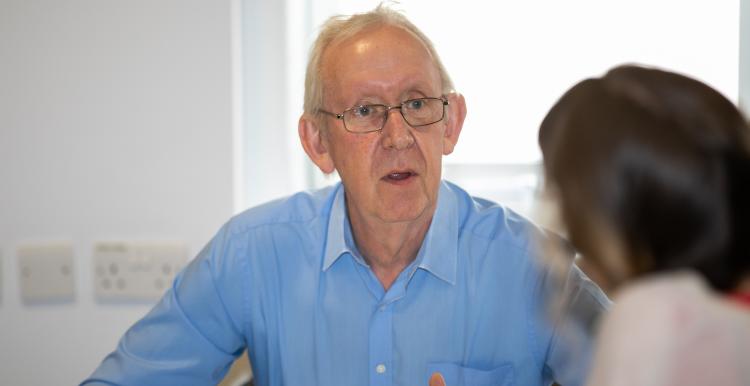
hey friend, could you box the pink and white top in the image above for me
[586,272,750,386]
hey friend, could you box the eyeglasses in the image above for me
[318,97,449,133]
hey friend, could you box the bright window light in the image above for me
[242,0,740,216]
[325,0,739,164]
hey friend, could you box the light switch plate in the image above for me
[93,242,187,302]
[18,243,75,304]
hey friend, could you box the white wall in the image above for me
[0,1,235,385]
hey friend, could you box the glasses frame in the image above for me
[318,96,449,134]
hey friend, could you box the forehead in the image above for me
[321,25,442,106]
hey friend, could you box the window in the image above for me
[239,0,740,219]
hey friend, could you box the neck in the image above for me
[348,205,434,291]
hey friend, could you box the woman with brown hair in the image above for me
[539,65,750,386]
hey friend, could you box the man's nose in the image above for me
[381,108,415,150]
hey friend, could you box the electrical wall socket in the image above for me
[93,242,187,302]
[18,243,75,304]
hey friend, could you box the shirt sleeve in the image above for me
[81,224,248,386]
[542,262,612,386]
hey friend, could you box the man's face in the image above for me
[317,25,462,225]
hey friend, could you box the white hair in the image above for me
[303,3,455,116]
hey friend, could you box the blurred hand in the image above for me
[428,372,446,386]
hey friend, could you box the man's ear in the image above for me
[299,114,336,174]
[442,92,466,155]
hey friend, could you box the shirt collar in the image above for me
[322,183,350,270]
[414,181,458,285]
[322,181,458,285]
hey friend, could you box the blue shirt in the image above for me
[82,181,610,386]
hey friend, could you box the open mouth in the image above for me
[383,170,417,182]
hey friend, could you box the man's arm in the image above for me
[81,226,248,386]
[543,262,612,386]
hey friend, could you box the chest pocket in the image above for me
[426,362,515,386]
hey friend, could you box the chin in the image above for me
[377,198,431,223]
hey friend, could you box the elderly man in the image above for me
[83,5,609,386]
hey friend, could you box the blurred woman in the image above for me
[539,65,750,386]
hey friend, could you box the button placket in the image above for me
[369,302,393,386]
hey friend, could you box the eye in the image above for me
[352,105,373,118]
[406,99,425,110]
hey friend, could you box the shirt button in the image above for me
[375,364,386,374]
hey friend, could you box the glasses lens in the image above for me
[340,98,445,132]
[344,105,386,132]
[402,98,444,126]
[344,105,387,133]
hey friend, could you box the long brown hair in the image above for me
[540,65,750,291]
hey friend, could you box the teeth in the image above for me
[388,172,411,180]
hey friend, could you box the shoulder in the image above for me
[443,180,580,293]
[609,272,710,321]
[198,184,340,279]
[202,184,339,261]
[606,272,750,337]
[445,180,541,252]
[600,272,709,338]
[592,273,712,369]
[589,272,750,385]
[224,184,340,236]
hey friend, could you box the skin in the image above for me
[429,372,446,386]
[298,24,466,290]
